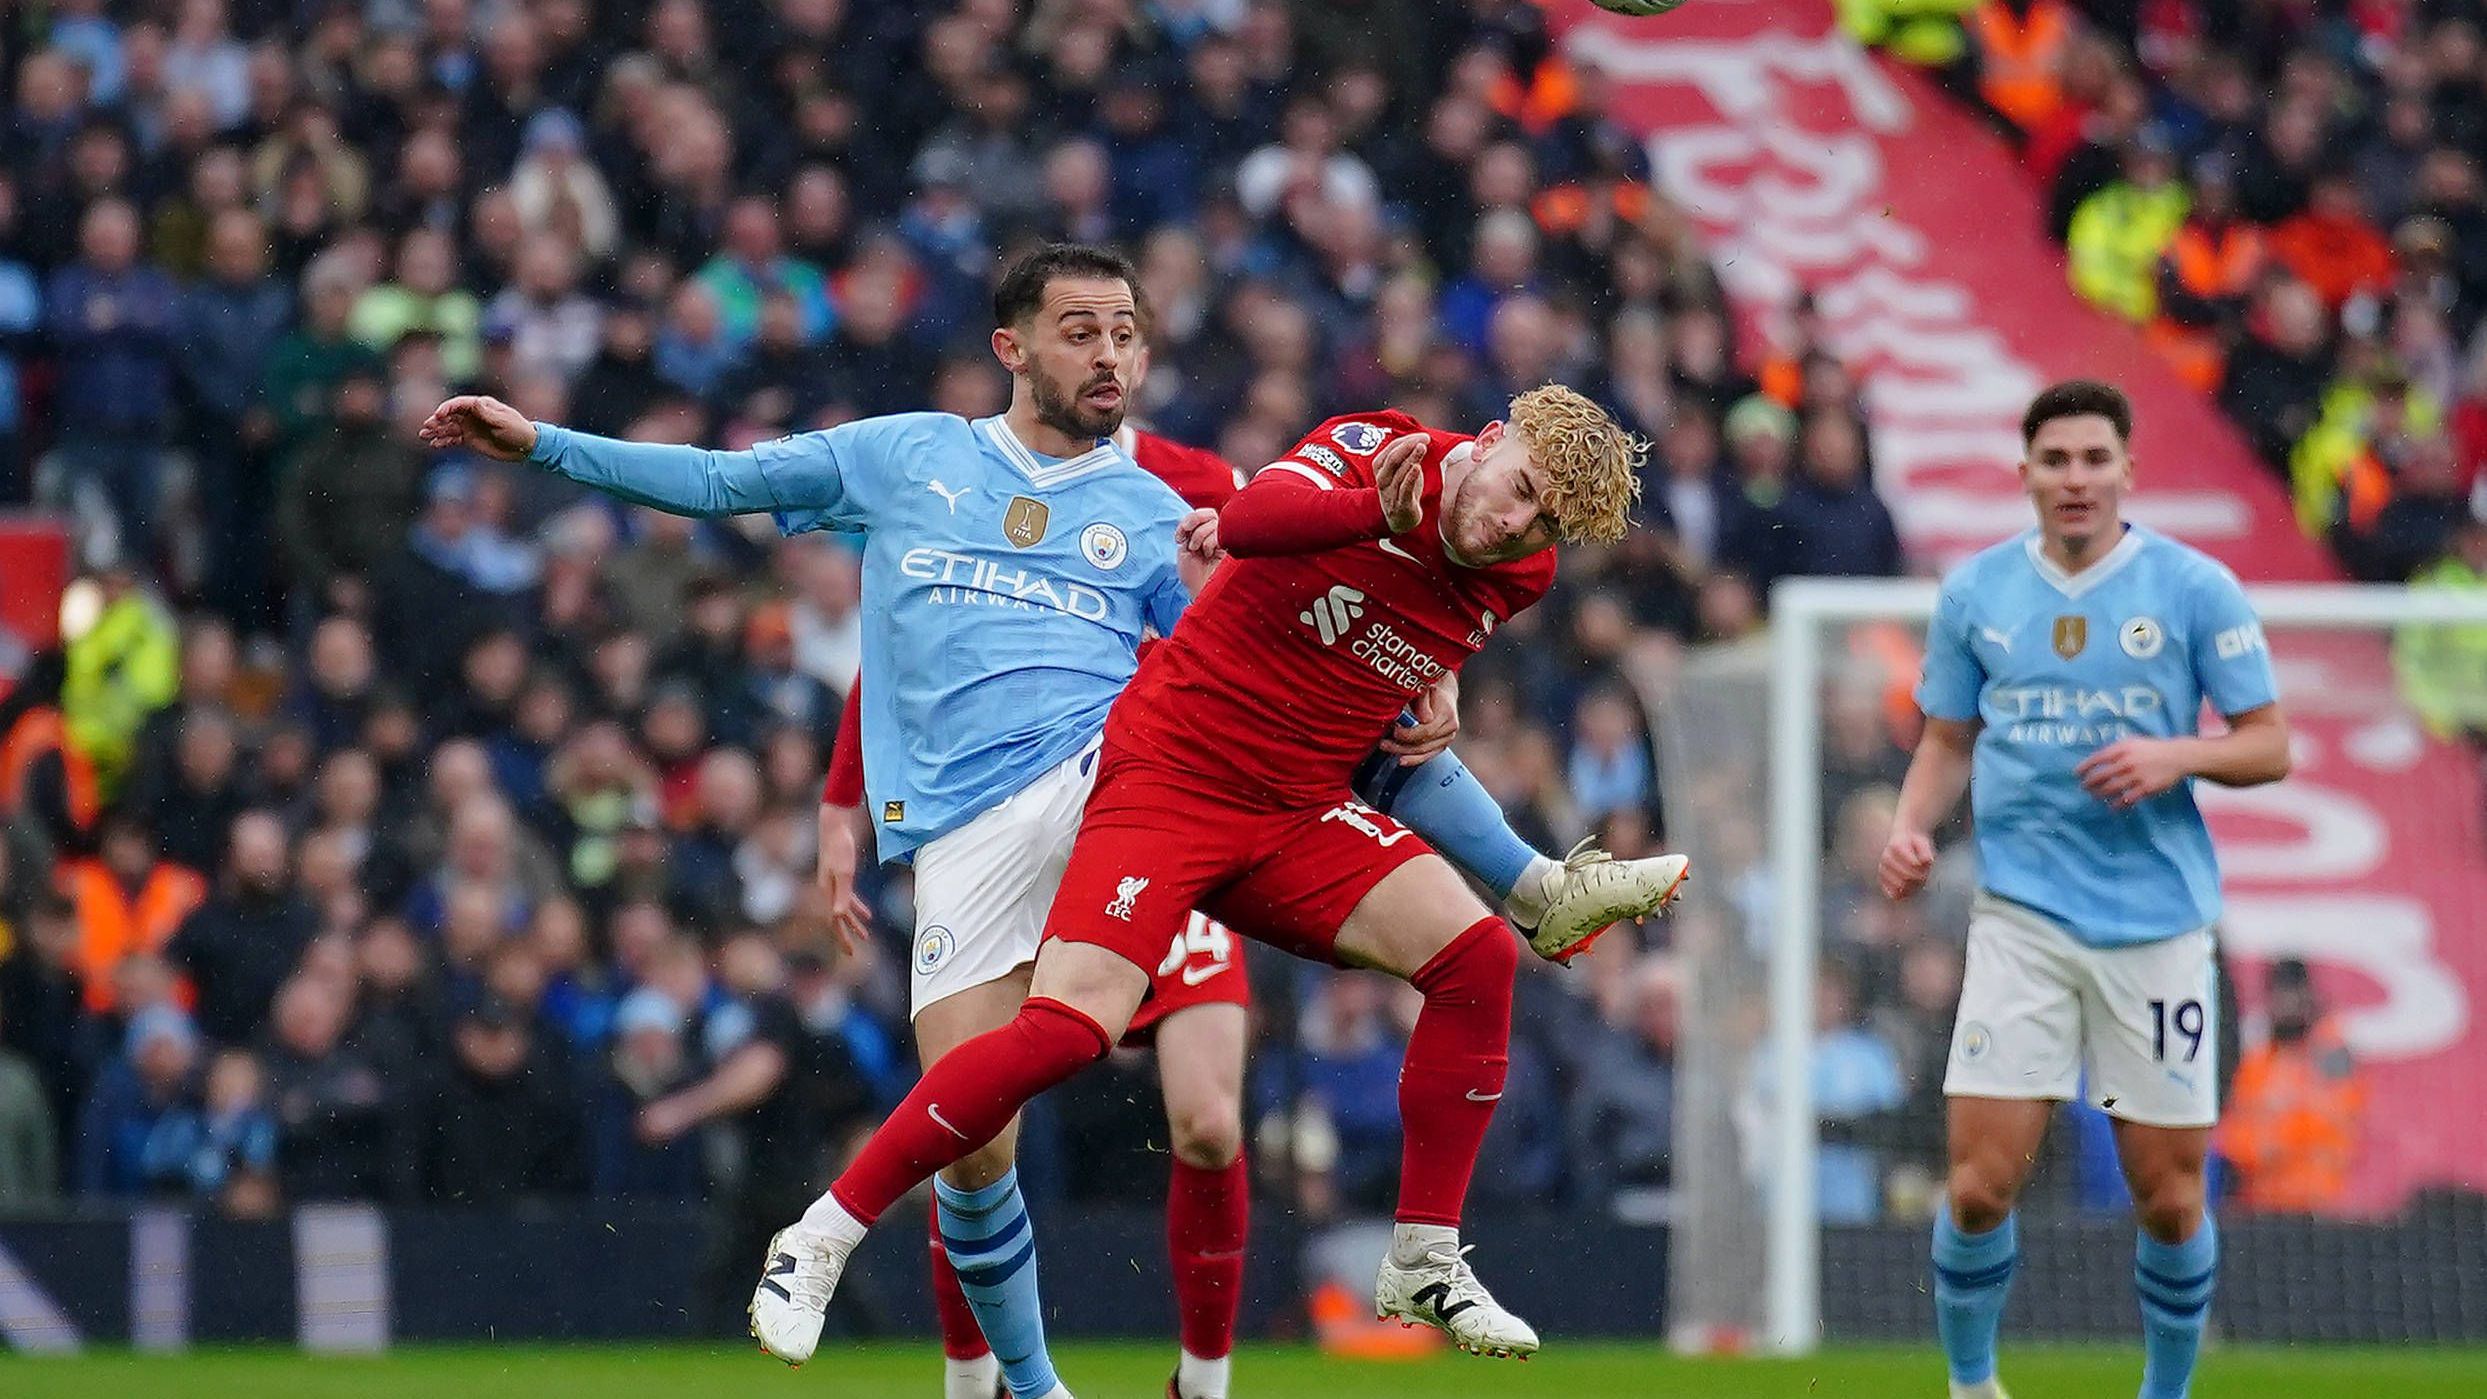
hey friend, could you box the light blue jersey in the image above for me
[528,413,1190,860]
[1916,524,2279,946]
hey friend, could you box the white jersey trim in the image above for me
[1260,462,1336,490]
[981,417,1127,490]
[2023,525,2146,600]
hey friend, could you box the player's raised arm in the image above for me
[420,394,828,521]
[1217,433,1429,557]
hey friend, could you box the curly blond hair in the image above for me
[1507,384,1645,545]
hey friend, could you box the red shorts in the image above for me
[1123,911,1251,1045]
[1045,745,1435,979]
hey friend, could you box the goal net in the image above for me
[1649,577,2487,1354]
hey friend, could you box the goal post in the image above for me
[1654,576,2487,1356]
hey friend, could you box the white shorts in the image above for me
[905,737,1102,1018]
[1944,895,2219,1128]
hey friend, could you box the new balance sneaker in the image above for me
[749,1224,849,1366]
[1373,1242,1541,1358]
[1522,838,1690,963]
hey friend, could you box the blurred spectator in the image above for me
[61,557,181,800]
[135,707,247,875]
[43,199,181,556]
[2215,959,2366,1215]
[192,1046,279,1214]
[696,196,831,347]
[2331,432,2471,582]
[1784,411,1903,579]
[73,1003,202,1197]
[166,811,315,1045]
[2068,129,2188,324]
[178,208,290,627]
[1264,971,1408,1218]
[275,367,428,614]
[395,1000,583,1204]
[2146,157,2264,394]
[2222,277,2336,473]
[2394,519,2487,788]
[0,994,57,1209]
[61,811,207,1013]
[590,986,702,1200]
[1717,394,1803,599]
[1567,955,1679,1208]
[1566,688,1651,826]
[260,252,381,456]
[350,228,482,385]
[483,239,602,383]
[2269,171,2397,315]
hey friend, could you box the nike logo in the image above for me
[928,1104,970,1140]
[1180,962,1225,987]
[928,479,969,513]
[1377,539,1419,563]
[1465,1089,1502,1103]
[1981,626,2014,653]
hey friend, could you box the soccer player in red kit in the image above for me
[813,415,1256,1399]
[756,386,1650,1366]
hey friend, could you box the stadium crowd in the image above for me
[0,0,2382,1234]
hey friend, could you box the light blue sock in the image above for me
[1356,745,1541,899]
[936,1170,1059,1399]
[2136,1216,2217,1399]
[1932,1210,2019,1386]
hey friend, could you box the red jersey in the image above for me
[821,427,1244,808]
[1106,411,1555,808]
[1120,425,1244,510]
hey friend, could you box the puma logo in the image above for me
[1981,626,2014,653]
[928,479,969,514]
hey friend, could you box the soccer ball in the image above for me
[1590,0,1688,14]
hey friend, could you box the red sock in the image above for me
[928,1209,991,1361]
[1395,917,1516,1227]
[1167,1155,1248,1359]
[831,998,1111,1224]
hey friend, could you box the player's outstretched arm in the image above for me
[1880,715,1978,900]
[421,395,786,519]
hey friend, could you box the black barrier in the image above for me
[0,1205,2479,1348]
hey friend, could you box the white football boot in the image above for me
[749,1224,849,1366]
[1373,1241,1541,1358]
[1949,1380,2012,1399]
[1521,837,1691,963]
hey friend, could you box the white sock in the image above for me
[944,1352,1000,1399]
[1502,855,1558,928]
[1175,1350,1231,1399]
[1388,1221,1459,1268]
[795,1191,869,1251]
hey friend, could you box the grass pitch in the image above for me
[7,1341,2485,1398]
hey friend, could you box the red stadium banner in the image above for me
[1555,0,2487,1212]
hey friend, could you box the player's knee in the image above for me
[941,1137,1019,1193]
[1168,1097,1243,1169]
[2131,1170,2207,1243]
[1947,1164,2022,1233]
[1412,915,1519,1001]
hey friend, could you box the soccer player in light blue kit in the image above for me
[1882,381,2293,1399]
[421,244,1686,1398]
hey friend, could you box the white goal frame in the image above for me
[1759,576,2487,1354]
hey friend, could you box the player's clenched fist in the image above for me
[1374,432,1429,533]
[1879,827,1936,901]
[419,394,538,460]
[1176,507,1223,563]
